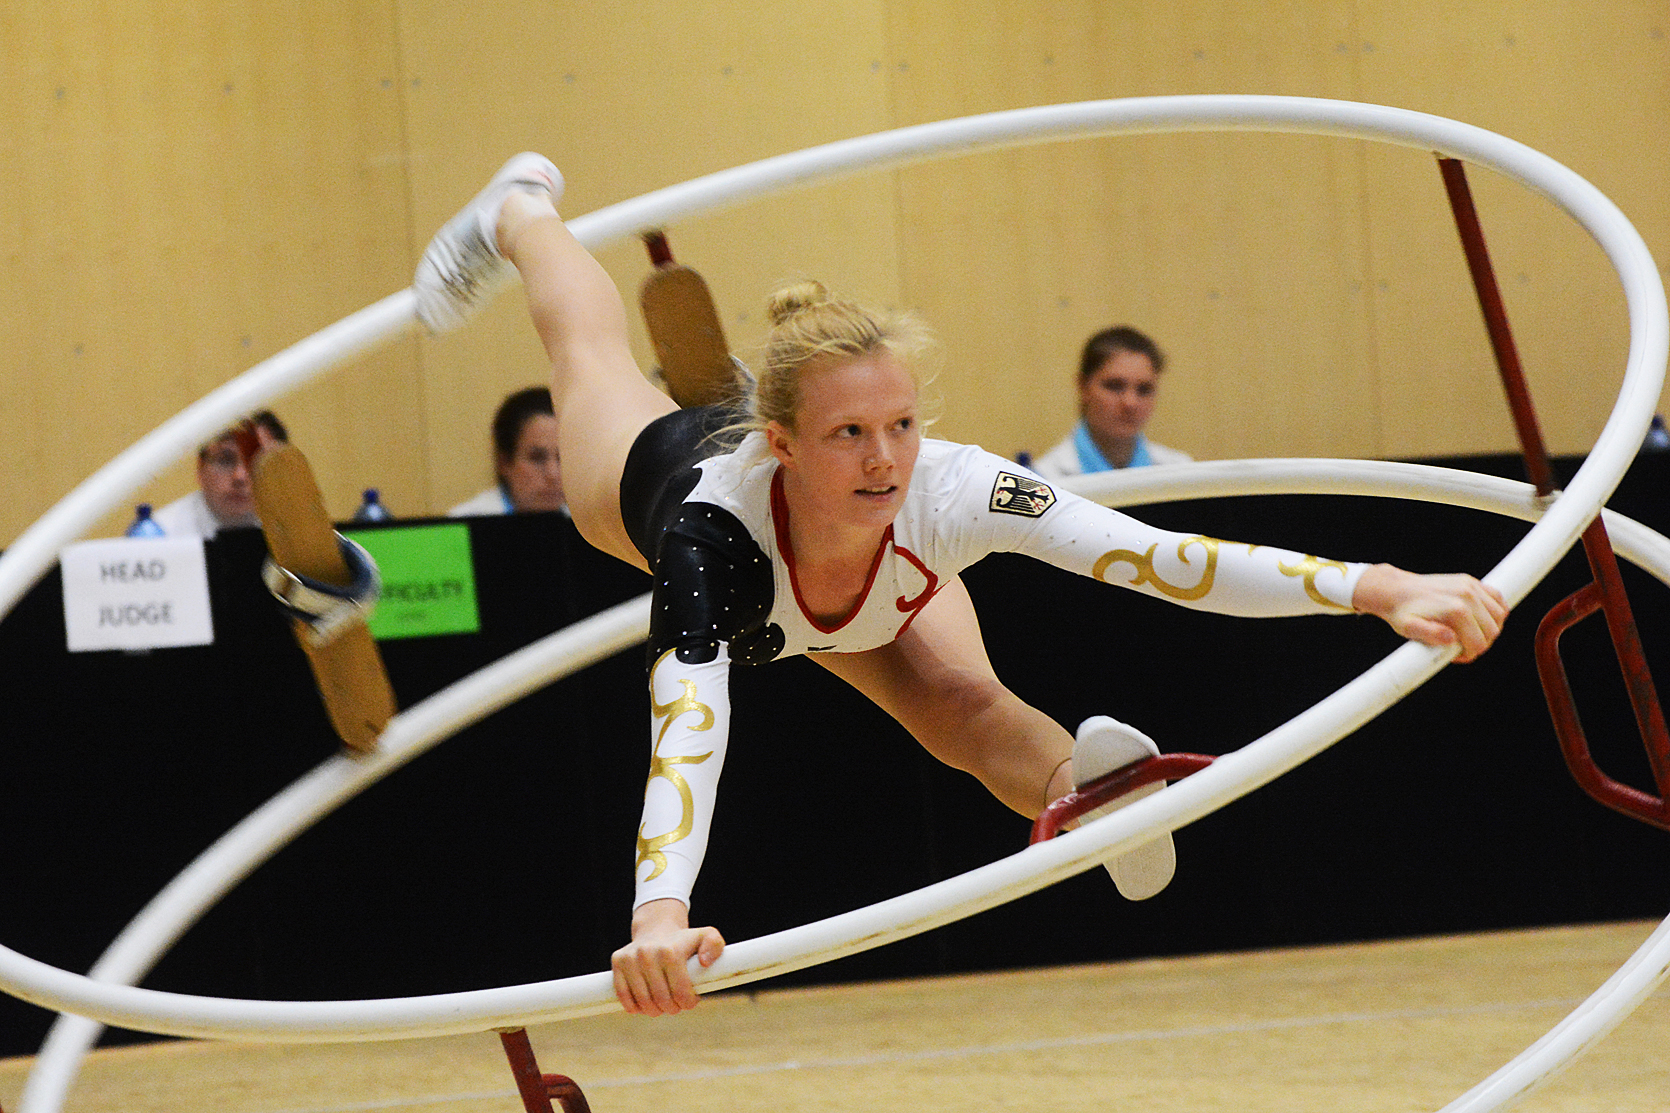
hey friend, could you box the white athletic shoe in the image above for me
[1073,715,1177,900]
[413,153,564,334]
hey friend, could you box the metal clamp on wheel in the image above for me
[261,534,382,648]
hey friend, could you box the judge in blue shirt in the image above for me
[1031,326,1192,478]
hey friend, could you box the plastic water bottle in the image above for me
[1642,414,1670,452]
[353,488,392,522]
[125,503,166,538]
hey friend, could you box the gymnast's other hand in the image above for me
[1352,564,1509,663]
[611,898,726,1016]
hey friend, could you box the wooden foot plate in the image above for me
[639,231,737,408]
[249,441,395,752]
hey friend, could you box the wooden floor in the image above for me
[2,920,1666,1113]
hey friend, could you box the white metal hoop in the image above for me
[6,95,1666,1113]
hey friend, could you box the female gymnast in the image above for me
[413,154,1508,1019]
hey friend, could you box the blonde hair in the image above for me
[744,281,935,433]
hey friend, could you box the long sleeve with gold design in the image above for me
[634,643,733,910]
[931,458,1370,617]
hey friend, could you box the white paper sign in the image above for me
[60,537,215,652]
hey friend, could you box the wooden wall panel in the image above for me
[883,0,1670,463]
[4,1,1666,544]
[883,1,1383,462]
[0,1,418,544]
[1351,1,1670,456]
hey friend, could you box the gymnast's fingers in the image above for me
[1441,579,1508,662]
[611,946,657,1015]
[612,936,706,1016]
[612,960,646,1015]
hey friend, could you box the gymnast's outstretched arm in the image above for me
[956,463,1510,662]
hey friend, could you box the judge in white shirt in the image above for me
[449,387,568,517]
[152,410,288,538]
[1030,326,1192,478]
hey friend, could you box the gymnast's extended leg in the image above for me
[497,193,677,569]
[415,154,676,571]
[813,576,1077,815]
[814,575,1176,896]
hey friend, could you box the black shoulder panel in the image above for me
[648,502,784,667]
[619,403,743,566]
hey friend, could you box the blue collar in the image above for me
[1073,421,1151,471]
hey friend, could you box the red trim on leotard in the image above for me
[892,545,940,637]
[771,468,892,635]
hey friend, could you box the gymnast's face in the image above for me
[767,351,921,532]
[1080,349,1159,444]
[498,414,565,512]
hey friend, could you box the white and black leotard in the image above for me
[619,405,1369,909]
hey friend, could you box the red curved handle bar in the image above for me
[1031,754,1216,845]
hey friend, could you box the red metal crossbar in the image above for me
[1438,156,1670,832]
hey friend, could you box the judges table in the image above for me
[2,453,1669,1054]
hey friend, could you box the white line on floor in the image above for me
[259,994,1587,1113]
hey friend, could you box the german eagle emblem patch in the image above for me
[989,472,1057,517]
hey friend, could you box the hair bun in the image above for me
[765,280,831,327]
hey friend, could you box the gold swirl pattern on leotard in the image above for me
[1277,553,1354,610]
[637,651,716,881]
[1092,536,1252,601]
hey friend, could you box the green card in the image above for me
[343,522,481,641]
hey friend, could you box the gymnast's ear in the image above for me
[766,420,797,468]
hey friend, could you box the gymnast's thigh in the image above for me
[557,373,677,572]
[812,576,1004,745]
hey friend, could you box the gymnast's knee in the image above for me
[908,668,1019,769]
